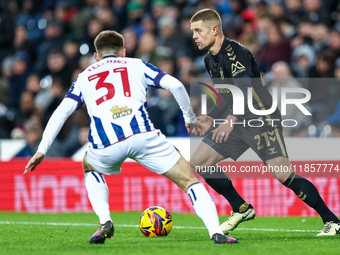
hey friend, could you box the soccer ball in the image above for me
[139,206,173,237]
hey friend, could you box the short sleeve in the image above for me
[65,75,84,109]
[141,60,166,88]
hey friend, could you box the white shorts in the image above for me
[85,130,180,175]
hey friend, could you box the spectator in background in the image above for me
[309,49,336,78]
[151,0,168,21]
[269,1,285,21]
[126,1,145,28]
[285,0,306,26]
[302,0,330,26]
[15,117,62,157]
[328,30,340,57]
[136,32,162,66]
[267,61,312,137]
[308,49,337,123]
[61,125,90,156]
[82,18,104,53]
[54,1,78,36]
[62,38,81,70]
[43,49,72,90]
[70,0,97,39]
[121,28,138,57]
[112,0,128,32]
[25,73,41,96]
[324,99,340,137]
[61,106,90,157]
[12,91,35,129]
[277,17,295,39]
[15,0,44,42]
[311,23,329,53]
[141,14,157,35]
[96,6,118,31]
[257,14,272,46]
[257,20,292,70]
[13,26,36,64]
[157,57,175,76]
[319,58,340,128]
[34,20,64,75]
[291,44,316,79]
[157,16,185,62]
[41,78,66,127]
[291,17,313,48]
[240,31,261,57]
[0,3,15,66]
[146,56,177,136]
[9,51,31,113]
[34,78,70,141]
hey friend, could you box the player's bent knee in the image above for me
[163,155,198,192]
[266,156,292,183]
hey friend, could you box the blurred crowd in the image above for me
[0,0,340,157]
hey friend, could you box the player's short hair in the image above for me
[190,8,222,31]
[94,30,125,58]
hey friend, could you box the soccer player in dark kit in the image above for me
[189,8,340,236]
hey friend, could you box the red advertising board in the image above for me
[1,160,339,216]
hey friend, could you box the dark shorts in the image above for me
[202,124,288,163]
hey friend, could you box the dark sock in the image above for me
[200,168,249,213]
[283,172,340,224]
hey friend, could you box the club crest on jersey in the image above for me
[231,61,246,77]
[110,105,132,119]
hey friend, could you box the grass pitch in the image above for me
[0,212,339,255]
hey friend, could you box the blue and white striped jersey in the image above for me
[66,56,167,148]
[37,55,195,155]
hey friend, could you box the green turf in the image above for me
[0,212,339,255]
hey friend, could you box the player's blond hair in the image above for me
[190,8,222,31]
[94,30,125,58]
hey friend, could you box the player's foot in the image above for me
[316,221,340,236]
[88,221,114,244]
[220,207,256,234]
[212,233,238,244]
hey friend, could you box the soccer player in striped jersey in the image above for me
[24,30,238,244]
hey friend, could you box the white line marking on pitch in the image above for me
[0,221,320,232]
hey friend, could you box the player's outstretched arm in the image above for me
[23,98,78,175]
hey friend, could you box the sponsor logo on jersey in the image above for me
[110,105,132,119]
[231,61,246,77]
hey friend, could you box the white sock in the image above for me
[85,171,112,224]
[187,182,223,238]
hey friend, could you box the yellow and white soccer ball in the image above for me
[139,206,173,237]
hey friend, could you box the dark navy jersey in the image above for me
[204,38,281,123]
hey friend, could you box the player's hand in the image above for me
[192,116,213,136]
[24,152,45,175]
[212,123,233,143]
